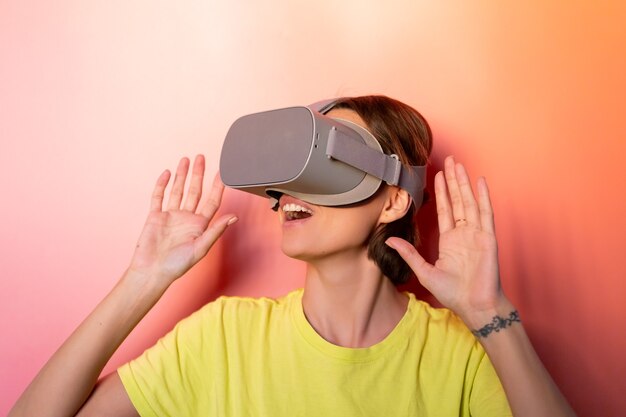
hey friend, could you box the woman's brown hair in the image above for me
[331,96,433,285]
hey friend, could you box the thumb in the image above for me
[385,237,435,285]
[194,214,238,259]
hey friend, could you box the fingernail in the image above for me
[385,238,397,249]
[227,216,238,226]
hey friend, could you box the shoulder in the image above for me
[207,289,299,314]
[184,289,301,328]
[408,293,467,328]
[407,293,479,350]
[158,289,301,353]
[407,294,494,383]
[406,297,511,415]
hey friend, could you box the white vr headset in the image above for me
[219,99,427,210]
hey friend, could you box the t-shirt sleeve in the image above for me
[117,301,221,417]
[469,353,513,417]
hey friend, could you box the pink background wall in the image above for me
[1,1,625,415]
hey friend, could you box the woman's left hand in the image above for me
[386,156,508,323]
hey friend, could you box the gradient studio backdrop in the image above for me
[1,1,625,415]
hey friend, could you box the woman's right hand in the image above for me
[128,155,237,287]
[8,154,236,417]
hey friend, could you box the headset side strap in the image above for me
[326,127,426,205]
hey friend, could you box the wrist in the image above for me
[460,297,520,336]
[121,267,171,300]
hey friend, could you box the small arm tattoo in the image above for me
[471,310,521,338]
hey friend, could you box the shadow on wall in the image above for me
[505,209,615,415]
[399,161,441,306]
[216,187,306,297]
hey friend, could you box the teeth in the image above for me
[281,203,313,214]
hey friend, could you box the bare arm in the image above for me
[387,156,576,417]
[9,155,237,417]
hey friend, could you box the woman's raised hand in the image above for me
[128,155,237,287]
[387,156,507,323]
[388,157,578,417]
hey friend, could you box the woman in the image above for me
[9,96,575,416]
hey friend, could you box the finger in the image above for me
[434,171,454,233]
[477,177,496,234]
[182,155,205,212]
[150,170,171,212]
[444,156,466,224]
[194,214,238,260]
[167,157,190,211]
[454,162,480,227]
[199,172,225,219]
[385,237,435,287]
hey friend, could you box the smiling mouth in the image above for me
[282,203,313,221]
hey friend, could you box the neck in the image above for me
[302,249,408,348]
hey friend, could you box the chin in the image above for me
[280,241,315,261]
[280,236,334,262]
[281,236,370,264]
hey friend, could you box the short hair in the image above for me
[331,96,433,285]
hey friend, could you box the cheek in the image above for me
[315,209,382,254]
[326,216,375,246]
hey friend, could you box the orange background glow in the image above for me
[1,1,624,415]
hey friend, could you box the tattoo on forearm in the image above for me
[471,310,521,338]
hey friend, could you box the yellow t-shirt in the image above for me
[118,289,511,416]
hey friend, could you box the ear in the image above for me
[378,186,411,224]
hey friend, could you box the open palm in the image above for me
[387,156,504,321]
[129,156,237,287]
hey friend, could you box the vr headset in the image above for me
[219,99,427,210]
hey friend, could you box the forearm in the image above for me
[464,299,576,417]
[9,270,168,417]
